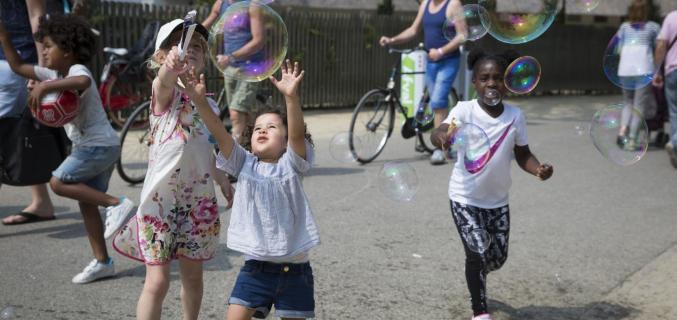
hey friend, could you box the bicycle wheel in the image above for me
[105,72,152,129]
[117,101,151,184]
[349,89,394,164]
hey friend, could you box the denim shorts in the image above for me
[426,56,460,110]
[229,260,315,319]
[52,145,120,192]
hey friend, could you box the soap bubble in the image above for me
[330,132,359,163]
[447,122,492,174]
[571,0,600,12]
[466,229,492,254]
[208,1,288,82]
[504,56,541,94]
[603,30,655,90]
[479,0,559,44]
[378,162,419,202]
[444,4,490,42]
[590,104,648,166]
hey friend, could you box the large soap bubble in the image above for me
[602,31,655,90]
[479,0,559,44]
[208,1,288,82]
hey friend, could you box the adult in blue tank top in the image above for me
[203,0,265,141]
[380,0,466,165]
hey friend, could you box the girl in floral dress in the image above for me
[112,19,233,320]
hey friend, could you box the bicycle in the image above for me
[349,45,459,164]
[98,21,159,129]
[116,79,272,184]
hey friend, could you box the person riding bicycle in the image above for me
[380,0,466,165]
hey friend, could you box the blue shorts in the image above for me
[229,260,315,319]
[52,145,120,193]
[426,56,460,110]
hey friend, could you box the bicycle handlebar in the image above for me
[387,43,428,55]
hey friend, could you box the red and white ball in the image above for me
[33,90,79,127]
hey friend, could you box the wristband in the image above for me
[436,48,444,56]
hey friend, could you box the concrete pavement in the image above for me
[1,94,676,319]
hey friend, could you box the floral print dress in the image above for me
[113,88,220,264]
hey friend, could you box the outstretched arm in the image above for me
[0,21,38,80]
[154,46,190,114]
[201,0,222,29]
[379,0,426,47]
[514,145,553,180]
[181,69,235,159]
[270,60,306,159]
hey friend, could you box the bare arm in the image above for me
[182,71,236,159]
[439,0,465,55]
[655,39,667,69]
[271,60,307,159]
[230,4,265,60]
[201,0,222,29]
[379,0,426,46]
[514,145,553,180]
[431,123,450,149]
[0,22,38,79]
[26,0,45,66]
[153,46,188,114]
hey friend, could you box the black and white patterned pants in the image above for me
[450,200,510,316]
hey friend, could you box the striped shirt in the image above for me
[617,21,660,76]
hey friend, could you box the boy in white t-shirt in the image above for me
[0,14,134,284]
[431,49,553,320]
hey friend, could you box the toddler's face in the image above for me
[251,113,287,160]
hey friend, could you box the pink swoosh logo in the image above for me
[465,119,515,174]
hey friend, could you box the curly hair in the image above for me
[239,105,314,153]
[467,48,520,75]
[34,13,96,64]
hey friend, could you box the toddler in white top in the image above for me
[182,59,319,319]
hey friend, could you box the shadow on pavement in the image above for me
[308,167,365,176]
[490,299,639,320]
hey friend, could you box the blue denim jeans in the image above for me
[425,56,460,110]
[666,70,677,149]
[229,260,315,319]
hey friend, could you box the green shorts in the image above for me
[225,78,261,113]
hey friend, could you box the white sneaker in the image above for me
[471,313,492,320]
[430,149,446,165]
[72,259,115,284]
[103,197,134,239]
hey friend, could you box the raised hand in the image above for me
[270,59,304,97]
[165,46,190,75]
[536,163,553,181]
[180,67,206,102]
